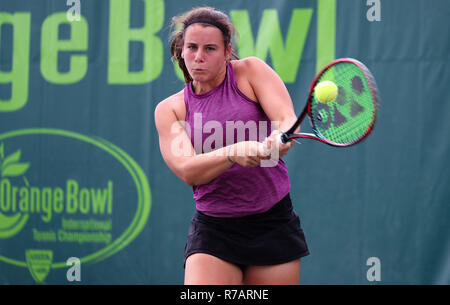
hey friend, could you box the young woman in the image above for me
[155,7,309,285]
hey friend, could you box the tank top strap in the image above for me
[225,62,236,88]
[183,86,190,118]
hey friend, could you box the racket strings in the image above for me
[291,138,302,145]
[310,62,377,145]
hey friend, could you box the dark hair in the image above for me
[170,7,239,83]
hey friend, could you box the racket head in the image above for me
[307,58,379,146]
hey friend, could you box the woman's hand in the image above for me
[228,141,271,167]
[262,130,294,159]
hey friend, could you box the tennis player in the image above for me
[155,7,309,285]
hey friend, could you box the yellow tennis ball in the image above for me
[314,81,338,103]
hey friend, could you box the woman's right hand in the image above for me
[228,141,271,167]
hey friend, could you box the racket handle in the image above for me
[278,133,290,144]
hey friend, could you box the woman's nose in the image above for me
[194,49,204,62]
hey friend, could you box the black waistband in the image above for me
[195,193,292,223]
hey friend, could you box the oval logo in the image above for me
[0,128,151,283]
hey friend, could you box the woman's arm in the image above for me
[242,56,298,155]
[154,95,269,186]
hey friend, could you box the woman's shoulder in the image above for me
[154,89,186,122]
[231,56,267,74]
[231,57,270,103]
[231,57,273,85]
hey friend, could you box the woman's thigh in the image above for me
[185,253,244,285]
[243,259,301,285]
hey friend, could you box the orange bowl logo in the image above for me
[0,129,151,283]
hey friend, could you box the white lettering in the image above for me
[66,257,81,282]
[366,0,381,22]
[366,256,381,281]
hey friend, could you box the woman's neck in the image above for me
[192,64,227,95]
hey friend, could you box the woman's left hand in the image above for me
[262,130,294,159]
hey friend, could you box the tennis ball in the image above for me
[314,81,338,103]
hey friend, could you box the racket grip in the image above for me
[278,133,289,144]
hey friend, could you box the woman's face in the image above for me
[182,24,231,83]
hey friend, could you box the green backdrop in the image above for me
[0,0,449,284]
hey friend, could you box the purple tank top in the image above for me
[184,62,290,217]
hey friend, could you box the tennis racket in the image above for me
[279,58,379,147]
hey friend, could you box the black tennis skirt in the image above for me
[184,193,309,269]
